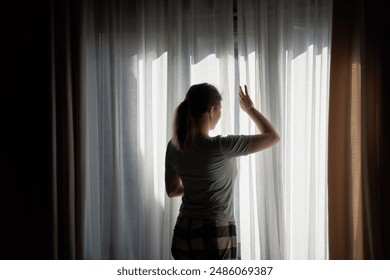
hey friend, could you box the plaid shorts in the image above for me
[171,216,237,260]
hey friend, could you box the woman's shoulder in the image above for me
[216,134,253,157]
[197,134,250,147]
[166,139,178,155]
[215,134,251,142]
[166,135,251,156]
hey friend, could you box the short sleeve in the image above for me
[165,140,178,177]
[218,135,252,158]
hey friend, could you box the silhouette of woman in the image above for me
[165,83,280,259]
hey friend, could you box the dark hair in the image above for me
[173,83,222,152]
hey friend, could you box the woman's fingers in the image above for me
[238,85,255,112]
[239,86,245,98]
[239,85,249,99]
[239,85,252,112]
[239,85,248,97]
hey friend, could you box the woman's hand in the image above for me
[238,85,280,154]
[165,175,184,198]
[239,85,254,113]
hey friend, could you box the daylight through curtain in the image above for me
[79,0,332,259]
[236,0,332,259]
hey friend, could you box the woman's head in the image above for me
[173,83,222,152]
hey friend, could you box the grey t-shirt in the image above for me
[165,135,252,221]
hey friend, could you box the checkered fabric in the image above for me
[171,216,237,260]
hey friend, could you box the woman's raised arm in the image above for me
[239,85,280,154]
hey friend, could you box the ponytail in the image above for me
[173,100,195,152]
[172,83,222,152]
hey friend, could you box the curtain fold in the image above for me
[236,0,332,259]
[50,0,85,259]
[81,0,235,259]
[328,0,383,259]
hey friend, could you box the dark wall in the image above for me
[1,1,52,259]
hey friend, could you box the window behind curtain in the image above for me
[81,0,332,259]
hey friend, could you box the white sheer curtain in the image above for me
[80,0,332,259]
[81,0,235,259]
[236,0,332,259]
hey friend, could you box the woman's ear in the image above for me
[209,106,215,118]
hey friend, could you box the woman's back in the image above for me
[166,84,279,259]
[165,135,252,221]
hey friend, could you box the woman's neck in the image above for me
[194,116,210,137]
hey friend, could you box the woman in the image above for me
[165,83,280,259]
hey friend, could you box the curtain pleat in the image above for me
[236,0,332,260]
[328,0,383,259]
[81,0,236,259]
[50,0,85,259]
